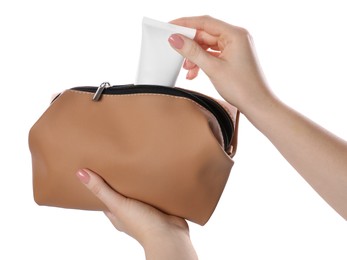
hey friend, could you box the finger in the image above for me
[76,169,124,212]
[170,15,230,36]
[183,58,197,70]
[50,93,60,102]
[207,49,221,58]
[183,59,200,80]
[182,42,216,70]
[168,34,219,76]
[186,66,200,80]
[195,30,219,48]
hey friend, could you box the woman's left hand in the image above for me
[76,168,198,260]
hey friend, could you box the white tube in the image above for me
[135,17,196,87]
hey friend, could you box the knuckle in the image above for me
[90,181,103,197]
[201,14,212,20]
[200,15,212,30]
[236,27,252,40]
[187,42,202,61]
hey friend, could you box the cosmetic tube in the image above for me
[135,17,196,87]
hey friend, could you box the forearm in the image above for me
[170,15,347,219]
[244,96,347,220]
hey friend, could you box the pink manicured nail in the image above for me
[76,169,90,184]
[168,34,184,49]
[183,59,189,69]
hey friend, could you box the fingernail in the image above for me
[183,59,189,69]
[168,34,184,49]
[76,169,90,184]
[186,70,194,80]
[186,71,191,80]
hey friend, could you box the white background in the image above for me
[1,0,346,259]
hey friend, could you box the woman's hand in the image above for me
[169,15,347,220]
[169,15,274,115]
[76,168,198,260]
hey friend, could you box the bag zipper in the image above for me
[71,83,234,152]
[92,82,111,101]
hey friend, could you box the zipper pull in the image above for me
[93,82,111,101]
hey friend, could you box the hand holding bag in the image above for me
[28,83,239,225]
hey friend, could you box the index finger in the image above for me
[170,15,231,36]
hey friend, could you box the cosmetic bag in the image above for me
[28,82,239,225]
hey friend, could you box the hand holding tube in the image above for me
[170,15,347,220]
[169,15,274,115]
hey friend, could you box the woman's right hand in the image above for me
[169,16,347,221]
[169,15,275,114]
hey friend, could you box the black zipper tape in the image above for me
[71,84,234,151]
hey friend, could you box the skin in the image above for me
[168,16,347,220]
[76,168,198,260]
[76,15,347,259]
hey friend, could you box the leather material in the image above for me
[29,88,239,225]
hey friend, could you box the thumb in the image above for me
[168,34,218,76]
[76,168,124,213]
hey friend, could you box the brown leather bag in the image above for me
[29,83,239,225]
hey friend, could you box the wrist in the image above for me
[241,90,284,132]
[140,228,198,260]
[237,85,278,119]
